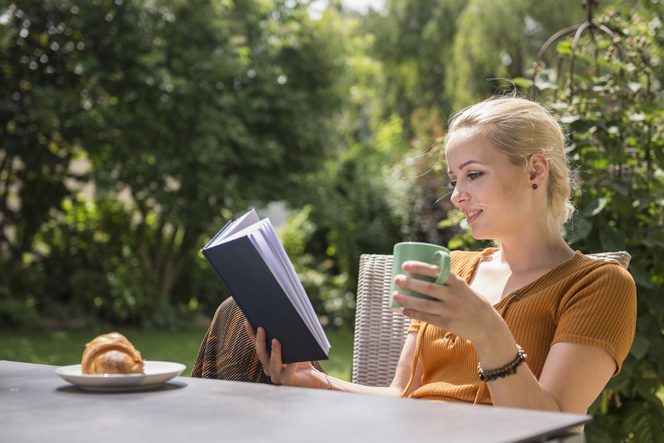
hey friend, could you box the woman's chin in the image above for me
[469,228,488,240]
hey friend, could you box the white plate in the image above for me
[55,361,186,391]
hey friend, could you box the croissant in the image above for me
[81,332,145,374]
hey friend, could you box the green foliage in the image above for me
[368,0,467,128]
[0,0,347,326]
[268,9,435,328]
[437,4,663,439]
[446,0,585,109]
[21,195,191,327]
[531,6,664,442]
[0,0,85,262]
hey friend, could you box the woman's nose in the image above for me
[450,185,466,206]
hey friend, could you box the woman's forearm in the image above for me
[473,322,560,412]
[321,373,403,397]
[482,367,561,411]
[320,332,417,397]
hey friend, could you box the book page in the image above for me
[250,221,330,351]
[247,222,316,334]
[263,222,329,350]
[206,209,261,248]
[256,229,311,318]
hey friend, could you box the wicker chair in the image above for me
[351,251,631,387]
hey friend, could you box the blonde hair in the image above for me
[447,97,573,227]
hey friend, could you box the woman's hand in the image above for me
[392,260,506,345]
[244,321,325,388]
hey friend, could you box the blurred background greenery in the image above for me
[0,0,662,441]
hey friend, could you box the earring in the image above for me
[531,184,538,190]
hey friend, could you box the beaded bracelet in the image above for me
[477,345,527,382]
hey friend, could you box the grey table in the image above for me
[0,361,589,443]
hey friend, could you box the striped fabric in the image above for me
[192,297,325,381]
[404,249,637,404]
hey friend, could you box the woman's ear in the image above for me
[528,152,549,186]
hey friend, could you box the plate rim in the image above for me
[55,360,187,389]
[55,360,186,378]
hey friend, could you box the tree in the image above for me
[368,0,466,134]
[446,0,585,109]
[0,1,87,262]
[523,2,663,440]
[0,0,347,325]
[0,0,95,324]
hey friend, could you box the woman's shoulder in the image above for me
[561,252,637,302]
[573,252,635,283]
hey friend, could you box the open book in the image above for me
[201,209,330,363]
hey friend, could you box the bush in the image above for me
[524,7,663,441]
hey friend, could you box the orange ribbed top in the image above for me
[403,249,637,405]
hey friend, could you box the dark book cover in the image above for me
[202,216,329,364]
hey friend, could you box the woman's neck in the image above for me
[496,224,575,273]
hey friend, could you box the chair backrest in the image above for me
[351,251,631,387]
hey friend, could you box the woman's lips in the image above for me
[465,209,482,224]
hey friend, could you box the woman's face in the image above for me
[445,127,534,241]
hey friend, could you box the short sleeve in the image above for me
[553,263,637,374]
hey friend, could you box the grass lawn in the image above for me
[0,326,354,381]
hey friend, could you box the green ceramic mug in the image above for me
[389,242,451,311]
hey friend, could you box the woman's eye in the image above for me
[449,180,457,187]
[467,172,483,180]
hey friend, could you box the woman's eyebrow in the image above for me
[447,160,480,175]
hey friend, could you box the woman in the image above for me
[193,96,636,414]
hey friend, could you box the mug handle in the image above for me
[433,250,451,285]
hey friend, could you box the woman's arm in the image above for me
[393,262,621,413]
[246,322,419,397]
[323,332,420,396]
[472,322,615,412]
